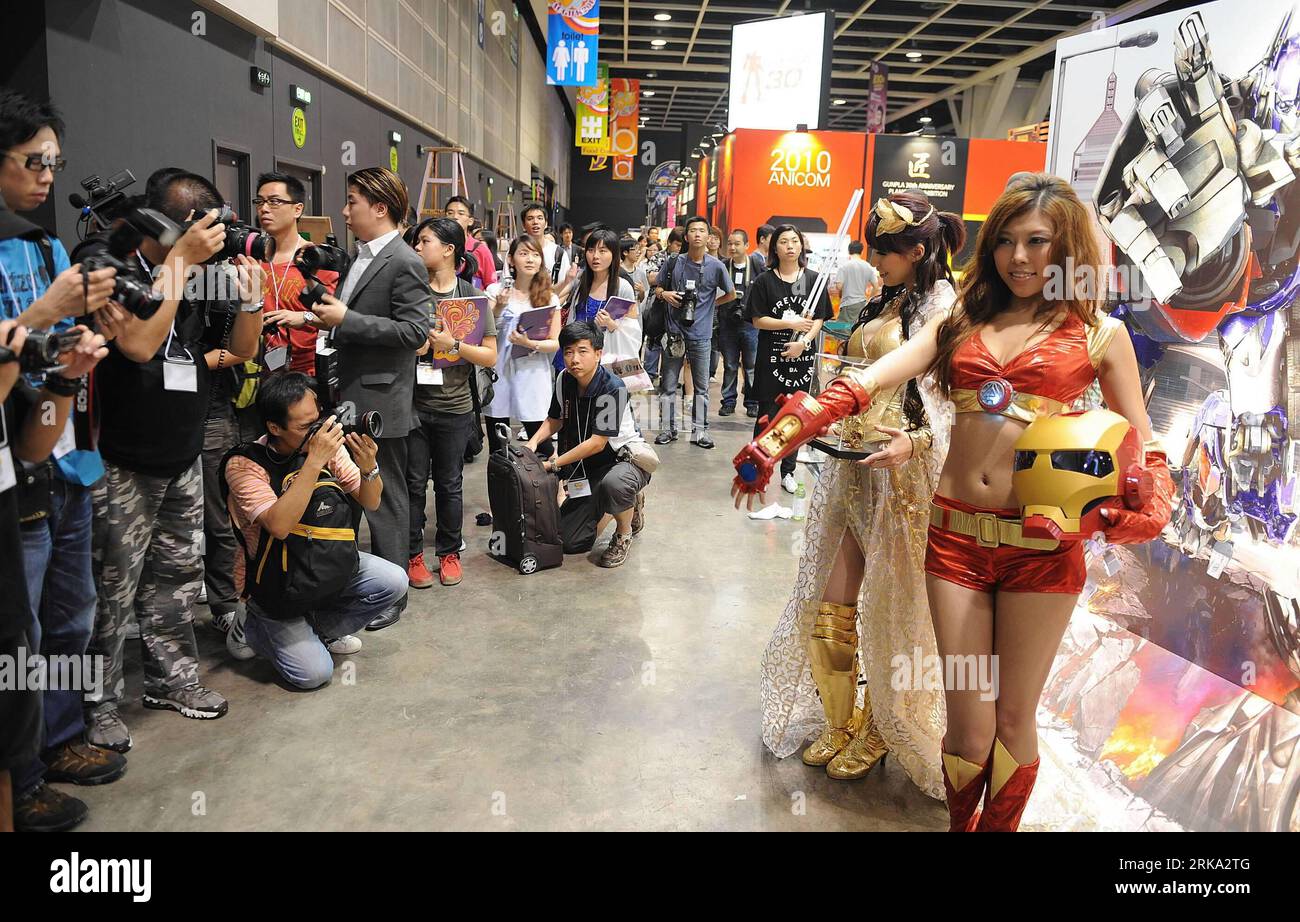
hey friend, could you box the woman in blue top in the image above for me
[556,228,636,371]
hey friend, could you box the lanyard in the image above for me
[269,240,301,311]
[571,376,590,481]
[162,317,193,362]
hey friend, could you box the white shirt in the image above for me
[542,240,571,283]
[338,228,401,305]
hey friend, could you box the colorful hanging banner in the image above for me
[610,78,639,181]
[547,0,600,87]
[866,61,889,134]
[576,62,610,155]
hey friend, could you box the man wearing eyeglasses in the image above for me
[0,89,130,833]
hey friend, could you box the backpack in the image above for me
[219,442,359,619]
[643,253,678,343]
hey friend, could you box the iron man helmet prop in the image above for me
[1012,409,1152,542]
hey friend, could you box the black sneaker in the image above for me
[718,404,735,417]
[745,405,759,418]
[14,782,89,833]
[654,431,678,445]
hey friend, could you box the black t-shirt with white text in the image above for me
[746,268,833,404]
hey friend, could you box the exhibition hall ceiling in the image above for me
[592,0,1205,133]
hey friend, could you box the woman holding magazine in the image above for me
[556,228,639,372]
[405,217,498,589]
[484,235,561,458]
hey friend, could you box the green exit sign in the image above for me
[250,66,271,88]
[291,84,312,106]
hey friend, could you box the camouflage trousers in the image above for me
[86,458,205,708]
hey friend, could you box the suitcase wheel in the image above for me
[518,555,539,575]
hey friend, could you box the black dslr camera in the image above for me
[180,205,275,263]
[294,242,350,308]
[0,329,84,373]
[677,279,699,326]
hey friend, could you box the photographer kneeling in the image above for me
[524,321,652,569]
[221,372,405,689]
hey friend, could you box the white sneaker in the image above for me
[748,502,792,521]
[516,427,528,441]
[226,608,256,661]
[781,473,799,495]
[324,634,363,655]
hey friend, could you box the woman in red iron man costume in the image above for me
[734,173,1174,831]
[760,192,963,796]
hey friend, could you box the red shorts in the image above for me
[924,495,1086,595]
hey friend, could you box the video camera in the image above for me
[0,329,84,373]
[70,169,137,234]
[76,208,174,319]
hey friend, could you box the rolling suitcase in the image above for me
[487,442,564,574]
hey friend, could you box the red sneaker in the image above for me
[439,553,463,586]
[407,553,435,589]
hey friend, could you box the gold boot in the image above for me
[802,602,858,767]
[826,689,889,779]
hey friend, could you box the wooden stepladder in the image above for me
[494,194,518,240]
[416,145,469,217]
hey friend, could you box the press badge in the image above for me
[0,413,13,493]
[264,346,288,371]
[52,417,76,459]
[565,478,592,498]
[164,359,198,392]
[417,364,444,386]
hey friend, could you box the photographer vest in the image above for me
[219,442,359,619]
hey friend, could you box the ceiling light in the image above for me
[906,51,923,60]
[653,12,671,22]
[690,150,701,159]
[711,125,725,138]
[919,116,933,124]
[646,71,657,78]
[642,89,655,97]
[650,39,667,48]
[832,98,847,106]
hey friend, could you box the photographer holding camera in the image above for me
[78,169,264,751]
[220,372,404,687]
[256,171,341,377]
[308,167,428,631]
[651,215,734,449]
[0,90,140,831]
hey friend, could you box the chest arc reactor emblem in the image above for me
[977,378,1014,413]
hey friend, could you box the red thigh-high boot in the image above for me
[975,738,1039,832]
[941,749,988,832]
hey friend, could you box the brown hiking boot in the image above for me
[598,532,633,568]
[630,492,646,536]
[42,740,127,786]
[14,782,89,832]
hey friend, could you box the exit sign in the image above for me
[250,66,271,88]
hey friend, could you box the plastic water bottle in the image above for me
[791,481,807,521]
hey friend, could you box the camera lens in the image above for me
[360,411,383,440]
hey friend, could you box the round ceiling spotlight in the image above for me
[654,12,671,21]
[832,98,847,106]
[650,39,667,48]
[919,116,933,124]
[642,89,656,97]
[906,51,923,60]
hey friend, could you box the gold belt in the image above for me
[949,388,1066,424]
[928,502,1060,551]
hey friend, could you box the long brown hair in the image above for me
[863,190,966,430]
[508,234,554,307]
[930,172,1101,396]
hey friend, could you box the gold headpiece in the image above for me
[873,198,935,236]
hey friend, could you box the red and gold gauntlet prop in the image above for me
[733,376,876,494]
[1097,450,1174,545]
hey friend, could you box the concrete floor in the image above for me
[76,385,948,831]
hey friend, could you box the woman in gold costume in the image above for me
[760,192,965,797]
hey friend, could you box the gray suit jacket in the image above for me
[332,234,432,436]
